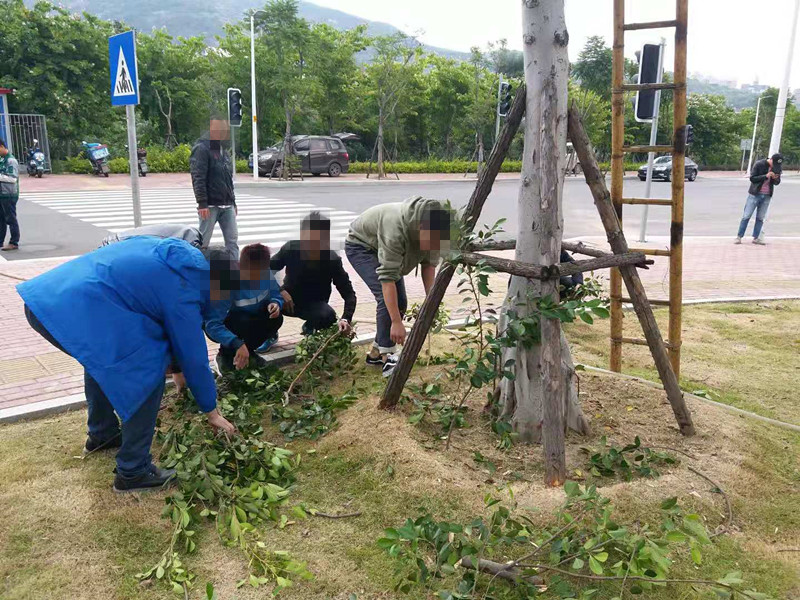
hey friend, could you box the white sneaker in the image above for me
[734,237,742,244]
[753,238,766,245]
[382,353,400,378]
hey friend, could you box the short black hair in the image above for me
[204,245,239,290]
[301,210,331,231]
[240,243,271,270]
[421,207,451,239]
[0,138,6,148]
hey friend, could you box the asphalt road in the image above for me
[8,174,800,260]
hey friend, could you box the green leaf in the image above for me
[572,557,585,570]
[564,480,580,497]
[589,556,604,575]
[593,551,608,563]
[690,545,702,565]
[156,565,165,579]
[660,497,678,510]
[665,530,687,543]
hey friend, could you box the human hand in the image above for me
[172,372,186,393]
[234,344,250,370]
[390,320,407,345]
[268,302,281,319]
[338,319,351,333]
[280,290,294,313]
[206,408,237,436]
[198,208,211,220]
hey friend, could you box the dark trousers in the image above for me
[285,300,337,334]
[0,195,20,246]
[345,242,407,353]
[207,310,283,357]
[24,305,164,478]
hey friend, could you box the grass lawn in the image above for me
[0,302,798,599]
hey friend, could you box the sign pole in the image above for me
[637,38,665,243]
[230,124,236,179]
[126,105,141,227]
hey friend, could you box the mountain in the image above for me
[32,0,471,60]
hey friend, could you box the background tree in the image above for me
[364,32,422,178]
[487,39,524,78]
[686,93,745,166]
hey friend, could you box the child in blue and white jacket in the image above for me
[204,243,284,372]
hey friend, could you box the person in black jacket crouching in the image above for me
[265,211,356,348]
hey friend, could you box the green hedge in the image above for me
[348,159,523,174]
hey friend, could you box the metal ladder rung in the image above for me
[621,197,672,206]
[623,19,679,31]
[622,145,673,154]
[620,82,680,92]
[628,247,672,257]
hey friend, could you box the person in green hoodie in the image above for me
[345,196,450,376]
[0,138,20,251]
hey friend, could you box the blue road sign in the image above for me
[109,31,139,106]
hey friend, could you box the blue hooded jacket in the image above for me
[204,272,284,349]
[17,236,217,422]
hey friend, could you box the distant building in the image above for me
[741,83,769,94]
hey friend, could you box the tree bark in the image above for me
[497,0,576,486]
[377,105,386,179]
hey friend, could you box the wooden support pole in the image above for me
[469,239,609,259]
[379,85,528,410]
[457,251,651,279]
[610,0,625,372]
[568,104,696,437]
[670,0,689,378]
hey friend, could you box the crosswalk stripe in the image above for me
[24,189,357,249]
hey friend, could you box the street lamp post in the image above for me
[768,0,800,156]
[745,96,762,176]
[250,10,267,180]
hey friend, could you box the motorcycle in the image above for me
[137,147,148,177]
[26,140,45,178]
[82,141,111,177]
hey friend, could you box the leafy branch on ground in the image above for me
[378,482,770,599]
[140,327,359,594]
[582,436,679,481]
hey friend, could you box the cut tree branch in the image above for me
[455,251,651,280]
[458,556,543,586]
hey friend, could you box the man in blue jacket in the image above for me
[17,236,236,493]
[204,243,284,373]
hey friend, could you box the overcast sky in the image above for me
[310,0,799,89]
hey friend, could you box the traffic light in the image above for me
[227,87,242,128]
[685,124,694,145]
[498,82,513,117]
[635,43,662,122]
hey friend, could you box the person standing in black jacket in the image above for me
[736,153,783,245]
[267,211,356,342]
[190,117,238,259]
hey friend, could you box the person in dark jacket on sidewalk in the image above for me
[204,243,284,373]
[735,153,783,245]
[0,138,20,251]
[190,117,238,258]
[268,211,356,342]
[17,236,237,493]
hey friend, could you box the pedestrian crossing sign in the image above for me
[109,31,139,106]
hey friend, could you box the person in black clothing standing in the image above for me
[190,117,238,259]
[735,153,783,245]
[268,211,356,342]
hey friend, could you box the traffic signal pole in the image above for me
[125,104,142,228]
[494,75,504,142]
[638,39,665,243]
[250,13,259,180]
[746,96,762,175]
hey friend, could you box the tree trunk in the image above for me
[496,0,580,485]
[377,105,386,179]
[281,99,293,180]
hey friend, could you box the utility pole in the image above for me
[746,95,762,175]
[768,0,799,155]
[638,38,666,243]
[250,11,266,180]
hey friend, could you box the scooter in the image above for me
[82,141,111,177]
[26,140,45,178]
[137,147,148,177]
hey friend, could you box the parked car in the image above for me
[638,155,698,182]
[248,133,357,177]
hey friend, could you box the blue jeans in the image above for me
[345,242,407,354]
[0,195,20,246]
[737,194,771,239]
[24,305,164,478]
[199,205,239,259]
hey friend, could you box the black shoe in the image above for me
[215,352,235,374]
[84,434,122,455]
[366,353,384,367]
[301,322,314,336]
[113,464,176,493]
[250,352,269,369]
[382,353,400,378]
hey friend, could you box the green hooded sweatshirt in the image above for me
[346,196,444,282]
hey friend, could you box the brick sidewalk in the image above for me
[1,236,798,416]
